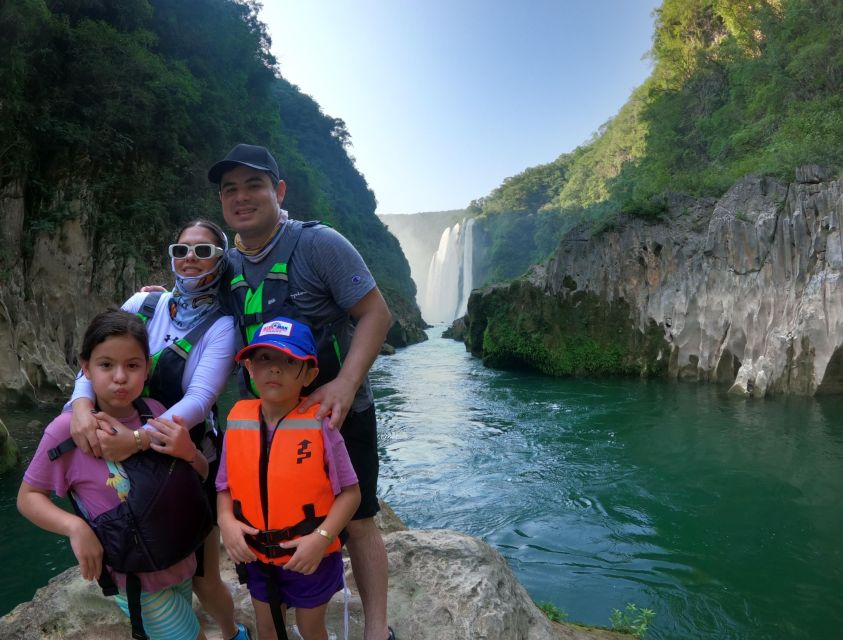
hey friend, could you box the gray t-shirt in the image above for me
[225,220,378,411]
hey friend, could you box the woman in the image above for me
[70,219,249,640]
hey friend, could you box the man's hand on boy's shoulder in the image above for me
[299,376,358,430]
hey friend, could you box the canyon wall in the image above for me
[465,169,843,397]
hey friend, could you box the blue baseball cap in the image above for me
[235,316,318,364]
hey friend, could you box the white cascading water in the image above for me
[420,218,474,323]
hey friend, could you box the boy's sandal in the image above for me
[230,623,252,640]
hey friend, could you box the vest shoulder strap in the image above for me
[164,308,224,361]
[137,292,164,323]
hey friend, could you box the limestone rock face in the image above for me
[385,529,557,639]
[467,173,843,396]
[0,183,144,405]
[0,417,21,475]
[0,184,426,405]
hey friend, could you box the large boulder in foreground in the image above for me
[0,504,624,639]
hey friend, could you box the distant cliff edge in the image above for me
[464,168,843,397]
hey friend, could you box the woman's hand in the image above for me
[70,398,102,457]
[146,416,193,459]
[93,413,138,462]
[146,415,209,479]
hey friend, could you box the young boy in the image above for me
[216,316,361,640]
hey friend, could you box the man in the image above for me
[208,143,394,640]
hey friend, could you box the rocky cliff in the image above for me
[465,168,843,397]
[0,181,422,406]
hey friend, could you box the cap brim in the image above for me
[208,160,279,184]
[235,342,318,364]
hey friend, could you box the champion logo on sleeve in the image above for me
[351,275,362,284]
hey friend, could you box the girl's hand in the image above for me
[218,515,259,564]
[146,416,193,461]
[280,532,331,575]
[68,518,103,581]
[94,413,137,462]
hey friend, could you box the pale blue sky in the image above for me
[260,1,660,214]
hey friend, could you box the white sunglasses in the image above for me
[168,243,225,259]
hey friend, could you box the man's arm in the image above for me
[300,287,391,429]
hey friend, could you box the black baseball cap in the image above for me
[207,143,281,184]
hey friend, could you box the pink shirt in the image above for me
[216,412,358,494]
[24,401,197,592]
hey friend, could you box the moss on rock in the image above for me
[465,280,670,378]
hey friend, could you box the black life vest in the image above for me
[48,398,213,640]
[136,292,223,448]
[223,219,350,397]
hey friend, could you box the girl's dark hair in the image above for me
[174,218,228,250]
[79,308,149,362]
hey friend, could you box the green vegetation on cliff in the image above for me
[0,0,415,306]
[466,281,669,378]
[468,0,843,289]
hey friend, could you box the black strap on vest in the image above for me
[138,291,222,444]
[49,398,156,640]
[261,562,290,640]
[229,220,313,398]
[137,291,163,323]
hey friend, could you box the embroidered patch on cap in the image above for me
[260,319,293,337]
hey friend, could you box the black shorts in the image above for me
[340,404,380,520]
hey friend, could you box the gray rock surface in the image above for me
[473,173,843,396]
[0,504,624,640]
[0,417,21,475]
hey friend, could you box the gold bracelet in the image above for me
[133,429,143,452]
[315,528,335,543]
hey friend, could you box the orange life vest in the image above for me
[225,398,341,564]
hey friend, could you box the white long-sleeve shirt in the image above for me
[71,292,236,429]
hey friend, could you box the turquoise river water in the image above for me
[1,326,842,639]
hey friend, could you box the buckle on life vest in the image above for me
[246,529,296,559]
[253,527,296,546]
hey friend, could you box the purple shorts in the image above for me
[244,552,343,609]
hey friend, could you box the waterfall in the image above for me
[420,218,474,323]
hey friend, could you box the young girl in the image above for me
[68,220,247,640]
[18,309,210,640]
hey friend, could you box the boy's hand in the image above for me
[280,532,332,575]
[68,518,103,581]
[219,515,259,564]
